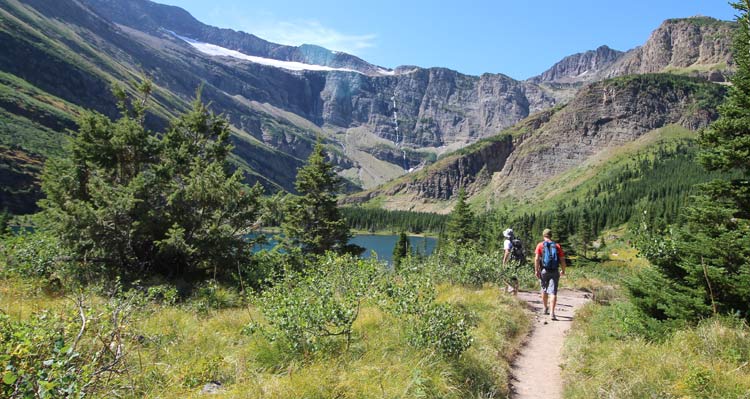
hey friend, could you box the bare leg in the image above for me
[542,291,549,313]
[550,295,558,320]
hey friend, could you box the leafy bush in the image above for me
[408,303,473,357]
[0,231,74,283]
[581,300,670,342]
[377,264,473,357]
[0,290,142,398]
[256,253,475,358]
[423,243,500,287]
[257,254,381,353]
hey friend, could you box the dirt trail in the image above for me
[510,289,591,399]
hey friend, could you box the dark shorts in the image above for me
[540,269,559,295]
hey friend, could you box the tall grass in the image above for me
[0,278,530,398]
[561,238,750,398]
[563,304,750,398]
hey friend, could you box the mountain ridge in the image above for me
[0,0,738,214]
[346,74,727,213]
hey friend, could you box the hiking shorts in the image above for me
[540,269,559,295]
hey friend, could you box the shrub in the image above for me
[378,265,473,357]
[0,231,75,284]
[424,243,500,287]
[191,280,242,313]
[408,303,473,358]
[0,290,141,398]
[257,254,381,354]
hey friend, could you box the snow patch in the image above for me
[169,31,396,76]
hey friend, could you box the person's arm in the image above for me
[534,251,541,278]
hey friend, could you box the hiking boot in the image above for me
[543,308,549,315]
[551,314,558,321]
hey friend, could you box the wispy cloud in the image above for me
[255,20,377,55]
[207,8,377,55]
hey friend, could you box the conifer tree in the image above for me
[282,141,361,257]
[631,1,750,321]
[444,189,479,245]
[392,231,410,270]
[40,84,265,280]
[577,208,593,258]
[551,204,570,250]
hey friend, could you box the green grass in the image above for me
[563,305,750,398]
[0,277,530,398]
[561,238,750,399]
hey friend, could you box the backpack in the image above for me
[510,238,525,262]
[542,241,559,271]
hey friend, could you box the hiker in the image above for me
[534,228,566,320]
[502,228,524,295]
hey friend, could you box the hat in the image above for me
[543,228,552,238]
[503,228,513,238]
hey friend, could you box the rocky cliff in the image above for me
[492,74,725,199]
[0,0,561,200]
[530,45,624,84]
[605,17,735,81]
[353,74,727,211]
[0,0,738,213]
[531,17,735,85]
[80,0,386,75]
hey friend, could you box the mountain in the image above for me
[0,0,565,214]
[0,0,737,215]
[345,74,727,213]
[529,45,624,85]
[532,17,735,86]
[81,0,389,76]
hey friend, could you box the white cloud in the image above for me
[254,20,377,55]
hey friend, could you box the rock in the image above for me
[529,45,624,84]
[201,381,222,395]
[368,74,725,206]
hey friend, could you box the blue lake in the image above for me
[349,234,437,263]
[254,233,437,263]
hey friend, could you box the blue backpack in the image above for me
[542,241,559,271]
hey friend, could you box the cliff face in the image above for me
[530,45,624,84]
[390,135,515,200]
[531,17,735,85]
[0,0,738,213]
[606,17,735,81]
[0,0,560,198]
[319,69,556,147]
[493,74,725,198]
[358,74,726,209]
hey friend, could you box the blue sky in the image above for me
[157,0,736,80]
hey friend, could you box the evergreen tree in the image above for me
[392,231,410,270]
[632,1,750,321]
[282,141,361,257]
[40,84,265,280]
[577,208,593,258]
[0,208,9,236]
[444,189,479,245]
[551,204,570,250]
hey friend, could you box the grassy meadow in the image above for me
[561,240,750,399]
[0,258,531,398]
